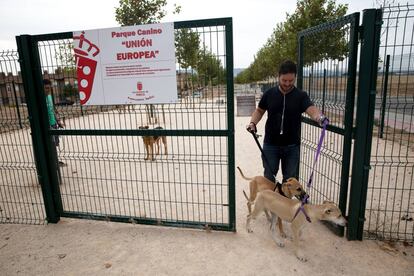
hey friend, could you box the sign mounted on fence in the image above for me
[73,23,177,105]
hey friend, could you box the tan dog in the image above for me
[237,166,307,232]
[139,126,167,161]
[237,166,307,212]
[246,190,347,262]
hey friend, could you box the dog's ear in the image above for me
[285,177,299,186]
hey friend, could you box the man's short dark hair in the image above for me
[278,60,297,75]
[43,79,51,85]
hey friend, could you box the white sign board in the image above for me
[73,23,177,105]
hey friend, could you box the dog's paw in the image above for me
[276,241,285,247]
[271,236,285,247]
[296,252,308,262]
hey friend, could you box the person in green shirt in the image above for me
[44,79,65,167]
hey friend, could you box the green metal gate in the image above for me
[15,18,235,231]
[298,9,383,240]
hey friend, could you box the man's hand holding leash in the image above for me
[246,122,257,134]
[318,114,329,127]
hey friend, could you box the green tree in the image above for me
[175,27,226,90]
[175,28,200,70]
[197,47,225,86]
[234,68,250,84]
[63,83,78,99]
[175,28,201,98]
[115,0,167,26]
[56,43,75,74]
[284,0,348,63]
[238,0,348,83]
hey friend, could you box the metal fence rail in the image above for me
[0,50,46,224]
[365,4,414,242]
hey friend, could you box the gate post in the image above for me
[347,9,382,240]
[16,35,61,223]
[225,18,236,232]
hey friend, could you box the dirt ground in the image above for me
[1,112,414,276]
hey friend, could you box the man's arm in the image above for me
[247,107,265,133]
[250,107,265,125]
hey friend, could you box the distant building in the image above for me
[0,68,78,106]
[0,72,24,106]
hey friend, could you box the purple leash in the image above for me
[293,118,329,223]
[293,194,312,222]
[307,118,329,188]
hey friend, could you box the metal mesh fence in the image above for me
[365,4,414,242]
[0,50,46,224]
[298,14,358,211]
[31,21,233,229]
[300,125,346,203]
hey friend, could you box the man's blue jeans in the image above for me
[262,143,300,183]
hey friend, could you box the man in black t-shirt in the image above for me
[247,60,327,183]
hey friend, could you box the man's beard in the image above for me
[280,84,294,93]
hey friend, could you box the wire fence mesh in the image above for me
[1,19,234,230]
[0,50,46,224]
[34,22,233,229]
[298,14,358,212]
[365,4,414,242]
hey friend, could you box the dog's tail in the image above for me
[237,166,253,181]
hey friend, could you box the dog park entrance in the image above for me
[298,7,413,242]
[2,7,413,243]
[4,18,235,231]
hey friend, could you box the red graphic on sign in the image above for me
[137,82,143,91]
[73,31,100,105]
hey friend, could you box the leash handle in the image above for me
[307,118,329,188]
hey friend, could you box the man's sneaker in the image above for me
[58,161,66,167]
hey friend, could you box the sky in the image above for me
[0,0,409,68]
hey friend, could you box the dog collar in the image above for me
[274,182,286,197]
[293,195,311,223]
